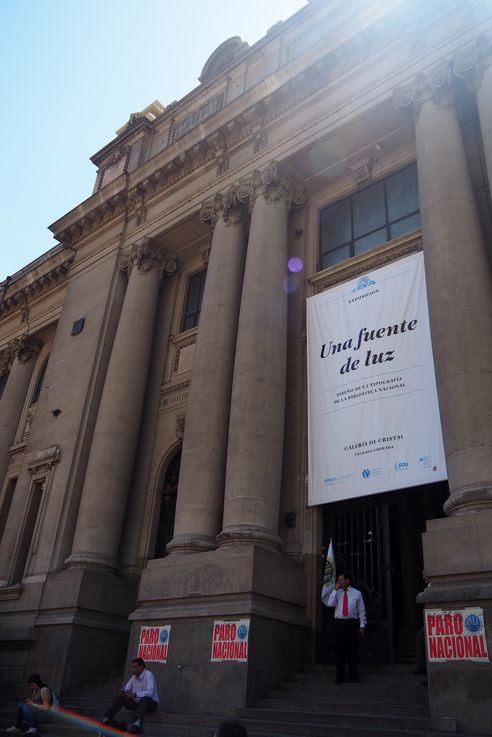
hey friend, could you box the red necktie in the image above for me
[342,590,349,617]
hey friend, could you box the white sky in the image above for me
[0,0,306,280]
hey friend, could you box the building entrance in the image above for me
[318,481,449,664]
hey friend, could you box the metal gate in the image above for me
[321,496,393,663]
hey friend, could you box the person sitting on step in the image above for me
[7,673,59,735]
[102,657,159,734]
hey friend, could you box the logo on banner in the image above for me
[211,619,249,662]
[362,469,371,478]
[137,625,171,663]
[394,461,409,471]
[425,609,489,662]
[352,276,376,292]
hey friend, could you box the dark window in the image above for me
[0,477,17,544]
[0,372,9,402]
[154,451,181,558]
[10,479,44,583]
[182,270,207,331]
[31,359,48,405]
[319,164,421,270]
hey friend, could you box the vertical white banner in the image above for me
[307,252,447,505]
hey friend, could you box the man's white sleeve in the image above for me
[124,676,134,692]
[327,589,338,608]
[358,592,367,628]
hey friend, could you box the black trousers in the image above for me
[334,618,360,680]
[106,695,157,723]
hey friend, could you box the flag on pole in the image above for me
[321,539,336,607]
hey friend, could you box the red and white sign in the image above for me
[425,609,489,662]
[137,625,171,663]
[211,619,249,662]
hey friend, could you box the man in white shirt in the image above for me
[327,572,366,683]
[103,658,159,733]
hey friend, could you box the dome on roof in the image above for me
[199,36,249,84]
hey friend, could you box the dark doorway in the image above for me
[154,450,181,558]
[318,481,448,664]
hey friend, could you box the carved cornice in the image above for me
[0,253,75,319]
[453,35,492,92]
[55,0,450,248]
[394,60,454,124]
[4,335,43,365]
[119,238,177,279]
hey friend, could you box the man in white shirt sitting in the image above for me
[103,658,159,733]
[327,571,367,684]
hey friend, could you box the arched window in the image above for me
[154,451,181,558]
[31,358,48,405]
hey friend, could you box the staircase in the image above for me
[0,664,479,737]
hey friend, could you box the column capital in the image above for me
[119,238,177,278]
[5,334,43,365]
[250,161,305,211]
[453,35,492,91]
[394,60,454,124]
[200,186,246,229]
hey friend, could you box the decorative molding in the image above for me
[0,253,75,319]
[175,415,185,440]
[159,381,190,412]
[26,445,61,473]
[350,156,376,185]
[0,584,24,601]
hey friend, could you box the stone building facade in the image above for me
[1,0,492,733]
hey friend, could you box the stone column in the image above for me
[218,162,304,550]
[453,36,492,204]
[66,240,176,571]
[167,190,247,555]
[395,62,492,516]
[0,335,42,487]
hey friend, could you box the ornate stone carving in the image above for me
[119,239,177,278]
[394,60,454,124]
[5,335,42,364]
[175,415,185,440]
[453,35,492,91]
[251,161,305,211]
[200,186,246,229]
[350,156,376,185]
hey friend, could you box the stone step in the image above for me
[274,681,429,700]
[266,688,428,706]
[287,671,425,685]
[257,697,430,717]
[235,708,456,734]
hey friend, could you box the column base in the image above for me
[217,525,282,551]
[443,484,492,516]
[64,551,118,573]
[129,545,308,715]
[166,534,217,555]
[422,512,492,735]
